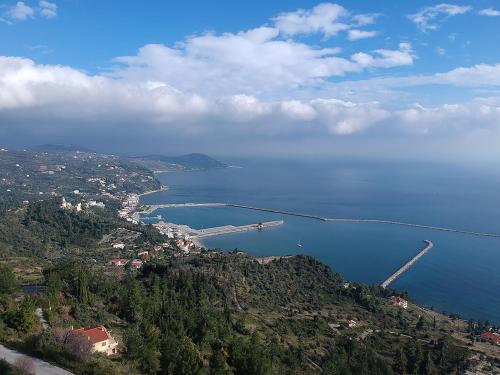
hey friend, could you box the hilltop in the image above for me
[30,144,96,153]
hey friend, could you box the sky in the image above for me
[1,0,500,161]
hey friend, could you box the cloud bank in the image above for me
[1,2,499,159]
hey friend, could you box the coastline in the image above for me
[137,167,500,324]
[139,185,169,197]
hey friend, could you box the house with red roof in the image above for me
[388,296,408,309]
[481,331,500,346]
[109,258,129,266]
[72,326,118,355]
[130,259,143,269]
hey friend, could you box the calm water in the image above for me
[141,159,500,323]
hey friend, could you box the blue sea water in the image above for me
[140,158,500,323]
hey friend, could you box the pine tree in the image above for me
[393,348,407,374]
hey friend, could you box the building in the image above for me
[109,258,129,266]
[130,259,143,269]
[388,296,408,309]
[112,241,125,249]
[345,320,357,328]
[72,326,118,356]
[138,250,149,258]
[481,331,500,345]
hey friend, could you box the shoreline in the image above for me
[138,185,169,197]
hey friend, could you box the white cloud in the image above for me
[434,64,500,86]
[1,0,57,23]
[3,1,34,22]
[322,63,500,103]
[408,3,472,31]
[311,99,389,134]
[111,31,413,100]
[273,3,350,37]
[351,43,414,69]
[478,8,500,17]
[3,55,499,143]
[396,99,500,135]
[273,3,381,41]
[352,14,379,26]
[347,29,377,41]
[39,0,57,18]
[2,2,500,157]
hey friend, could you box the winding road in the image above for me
[0,344,73,375]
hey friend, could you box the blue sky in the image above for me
[1,1,500,160]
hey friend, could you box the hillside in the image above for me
[30,144,96,153]
[0,148,160,211]
[0,148,498,375]
[129,153,227,172]
[2,250,497,374]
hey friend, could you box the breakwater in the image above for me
[381,240,434,289]
[195,220,284,238]
[140,202,500,239]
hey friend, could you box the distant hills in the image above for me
[129,153,227,172]
[28,145,227,172]
[30,144,95,153]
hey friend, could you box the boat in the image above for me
[297,240,303,248]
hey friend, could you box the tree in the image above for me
[57,330,93,361]
[416,316,425,330]
[7,296,37,333]
[419,351,436,375]
[229,334,271,375]
[209,348,230,375]
[393,348,407,374]
[171,337,202,375]
[0,265,18,296]
[125,323,160,374]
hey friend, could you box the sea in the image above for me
[140,158,500,324]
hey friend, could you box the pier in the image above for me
[194,220,284,238]
[152,220,284,240]
[381,240,434,289]
[140,202,500,239]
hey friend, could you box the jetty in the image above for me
[153,220,284,239]
[139,202,500,239]
[194,220,284,238]
[381,240,434,289]
[226,204,328,221]
[141,202,226,215]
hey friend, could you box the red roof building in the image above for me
[72,326,118,355]
[388,296,408,309]
[109,258,129,266]
[481,332,500,345]
[130,259,143,269]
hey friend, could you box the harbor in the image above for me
[139,202,500,239]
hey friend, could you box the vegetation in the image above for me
[129,153,227,172]
[0,147,497,374]
[0,254,477,374]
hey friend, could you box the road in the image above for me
[0,344,74,375]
